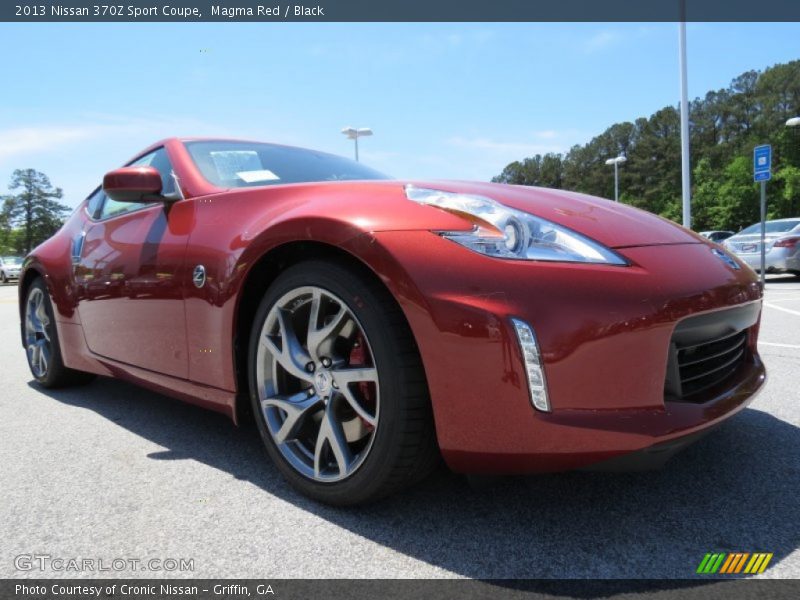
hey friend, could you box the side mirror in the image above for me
[103,166,163,203]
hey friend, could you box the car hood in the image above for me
[407,181,704,249]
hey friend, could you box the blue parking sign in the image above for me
[753,144,771,182]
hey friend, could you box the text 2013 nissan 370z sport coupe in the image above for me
[19,138,766,505]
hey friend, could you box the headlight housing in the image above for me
[405,185,627,265]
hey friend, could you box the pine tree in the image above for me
[2,169,70,254]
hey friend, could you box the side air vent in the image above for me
[664,303,759,403]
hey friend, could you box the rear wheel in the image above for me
[248,260,438,505]
[25,278,95,388]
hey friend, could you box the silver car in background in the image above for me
[0,256,23,283]
[723,218,800,275]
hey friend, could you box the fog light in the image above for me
[511,318,550,412]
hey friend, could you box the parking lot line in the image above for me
[764,302,800,317]
[759,341,800,349]
[764,296,800,304]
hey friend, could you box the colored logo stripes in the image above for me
[697,552,773,574]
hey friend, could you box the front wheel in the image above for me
[24,278,95,388]
[248,260,438,505]
[1,271,8,284]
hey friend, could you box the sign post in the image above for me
[753,144,771,288]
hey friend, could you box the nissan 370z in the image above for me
[19,138,766,505]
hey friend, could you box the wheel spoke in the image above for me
[38,341,49,374]
[39,316,50,341]
[332,368,379,426]
[263,307,313,382]
[314,402,354,478]
[24,289,51,378]
[25,313,36,338]
[35,296,47,323]
[307,289,322,346]
[333,367,378,385]
[307,301,350,362]
[27,300,41,333]
[263,391,321,443]
[27,344,39,373]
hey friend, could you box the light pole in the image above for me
[341,127,373,161]
[605,156,627,202]
[678,18,691,229]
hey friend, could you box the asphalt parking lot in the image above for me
[1,276,799,581]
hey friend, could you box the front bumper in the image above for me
[353,232,765,474]
[3,270,20,280]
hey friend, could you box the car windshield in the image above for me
[738,220,800,235]
[2,256,21,265]
[185,141,391,188]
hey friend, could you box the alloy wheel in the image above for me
[255,286,380,483]
[25,287,51,378]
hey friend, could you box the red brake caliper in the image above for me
[348,333,376,431]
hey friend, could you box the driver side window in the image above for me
[99,147,176,220]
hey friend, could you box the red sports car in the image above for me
[19,138,765,505]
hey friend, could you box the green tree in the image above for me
[0,211,14,254]
[493,59,800,230]
[492,153,564,188]
[775,165,800,218]
[708,156,760,231]
[690,157,721,230]
[2,169,70,254]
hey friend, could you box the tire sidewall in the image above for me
[248,261,412,504]
[26,279,64,387]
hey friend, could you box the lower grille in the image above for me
[664,304,759,403]
[676,330,747,397]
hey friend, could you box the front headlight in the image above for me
[405,185,627,265]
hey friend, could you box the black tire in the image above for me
[248,259,439,505]
[1,272,8,284]
[24,278,96,388]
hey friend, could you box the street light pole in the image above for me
[679,17,692,229]
[341,127,373,162]
[605,156,627,202]
[786,118,799,220]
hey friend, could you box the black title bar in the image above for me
[3,0,800,22]
[4,579,800,600]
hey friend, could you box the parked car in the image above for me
[0,256,22,283]
[699,230,735,243]
[18,138,766,505]
[723,218,800,275]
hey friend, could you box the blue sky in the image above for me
[1,22,799,208]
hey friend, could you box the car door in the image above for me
[74,147,193,379]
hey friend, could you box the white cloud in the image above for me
[0,126,97,161]
[0,114,223,166]
[583,30,621,53]
[447,136,564,157]
[533,130,559,140]
[0,114,226,204]
[435,130,592,181]
[419,29,495,50]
